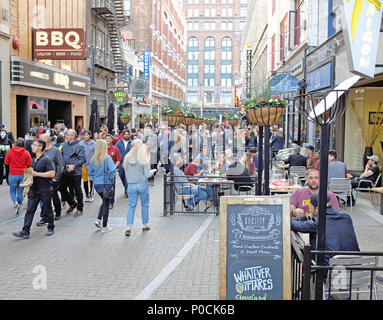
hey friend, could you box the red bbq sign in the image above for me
[33,28,87,60]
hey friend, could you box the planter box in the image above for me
[162,114,184,126]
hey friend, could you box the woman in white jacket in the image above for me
[123,139,156,237]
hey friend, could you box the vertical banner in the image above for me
[143,50,151,81]
[341,0,383,78]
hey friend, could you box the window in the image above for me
[211,22,216,30]
[221,21,226,30]
[228,8,233,17]
[221,37,232,60]
[211,8,216,17]
[204,91,214,103]
[187,92,199,103]
[204,8,210,16]
[188,78,199,86]
[240,21,245,31]
[221,92,232,104]
[122,0,131,18]
[293,0,301,46]
[204,22,210,30]
[188,8,193,17]
[222,8,227,17]
[240,6,247,17]
[205,64,215,73]
[204,78,215,87]
[194,22,199,30]
[194,8,199,16]
[227,22,233,31]
[188,37,199,88]
[328,0,342,37]
[188,22,193,31]
[221,78,232,87]
[280,15,288,61]
[221,64,232,74]
[271,33,276,70]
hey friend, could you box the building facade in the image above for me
[185,0,248,110]
[122,0,187,116]
[0,0,10,128]
[9,0,90,137]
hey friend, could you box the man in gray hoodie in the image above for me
[80,131,96,202]
[60,129,86,217]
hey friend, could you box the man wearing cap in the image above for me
[306,145,319,170]
[349,155,381,205]
[291,192,360,265]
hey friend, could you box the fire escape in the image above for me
[90,0,130,75]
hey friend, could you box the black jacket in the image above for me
[291,207,360,264]
[285,153,307,168]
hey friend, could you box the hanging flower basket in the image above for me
[120,118,131,125]
[247,105,285,126]
[162,114,184,126]
[151,119,158,124]
[194,118,203,126]
[183,117,194,126]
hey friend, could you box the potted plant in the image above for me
[161,105,184,126]
[151,113,159,125]
[139,114,151,125]
[193,114,203,126]
[181,106,195,126]
[245,86,287,127]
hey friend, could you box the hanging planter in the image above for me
[120,118,131,125]
[183,117,194,126]
[161,106,184,126]
[224,112,241,127]
[245,95,287,127]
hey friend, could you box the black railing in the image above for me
[291,234,383,300]
[163,174,257,216]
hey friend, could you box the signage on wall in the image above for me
[114,91,128,106]
[306,62,333,93]
[340,0,383,78]
[143,50,151,81]
[11,57,90,96]
[33,28,87,60]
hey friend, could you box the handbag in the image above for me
[102,161,114,199]
[20,168,33,188]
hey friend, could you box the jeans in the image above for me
[40,181,61,218]
[8,175,24,205]
[181,186,208,206]
[118,166,128,195]
[96,191,111,227]
[127,182,149,227]
[110,178,116,206]
[22,188,54,235]
[59,173,83,211]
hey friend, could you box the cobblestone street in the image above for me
[0,171,382,300]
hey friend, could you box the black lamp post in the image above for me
[293,89,349,300]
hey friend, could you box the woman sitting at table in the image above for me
[226,154,253,192]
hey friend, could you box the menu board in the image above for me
[219,196,291,300]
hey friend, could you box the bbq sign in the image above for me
[33,29,87,60]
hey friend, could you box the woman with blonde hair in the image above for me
[123,139,156,236]
[88,140,116,233]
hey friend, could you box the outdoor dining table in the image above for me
[269,185,304,194]
[198,178,235,213]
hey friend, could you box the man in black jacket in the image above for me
[284,147,307,168]
[291,192,360,265]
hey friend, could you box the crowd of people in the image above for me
[1,119,379,263]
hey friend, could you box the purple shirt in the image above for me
[290,188,341,216]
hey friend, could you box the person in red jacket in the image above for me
[5,138,32,215]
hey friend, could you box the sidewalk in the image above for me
[0,173,382,300]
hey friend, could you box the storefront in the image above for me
[10,57,90,137]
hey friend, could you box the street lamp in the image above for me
[293,89,349,300]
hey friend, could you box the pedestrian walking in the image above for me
[60,129,86,217]
[0,128,11,185]
[4,138,32,215]
[88,140,116,233]
[80,131,96,202]
[13,139,56,239]
[142,125,158,186]
[115,130,132,197]
[123,139,156,237]
[105,134,122,209]
[38,134,63,222]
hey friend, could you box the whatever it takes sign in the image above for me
[219,196,291,300]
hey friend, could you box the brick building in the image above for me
[122,0,187,111]
[185,0,248,109]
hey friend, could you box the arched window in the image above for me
[221,37,232,87]
[221,37,232,61]
[204,37,215,60]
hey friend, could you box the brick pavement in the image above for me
[0,172,382,300]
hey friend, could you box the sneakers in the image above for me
[101,226,113,233]
[66,204,76,215]
[55,214,61,221]
[88,195,94,202]
[84,196,90,203]
[36,219,48,227]
[46,229,54,236]
[15,204,21,216]
[74,210,83,217]
[94,219,102,229]
[61,201,67,209]
[13,231,29,239]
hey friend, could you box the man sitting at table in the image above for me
[291,192,359,259]
[226,154,253,192]
[283,147,307,168]
[290,168,340,218]
[173,155,211,211]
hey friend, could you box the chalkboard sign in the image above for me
[219,196,291,300]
